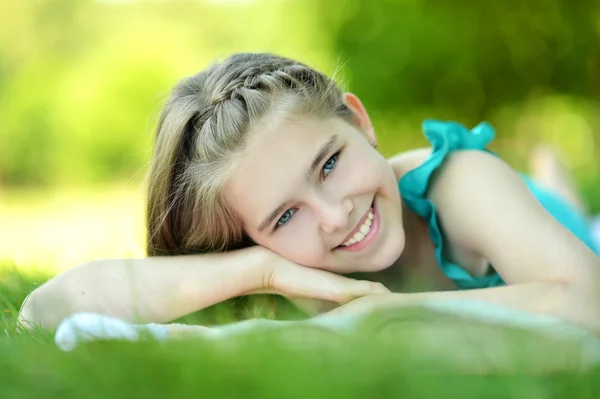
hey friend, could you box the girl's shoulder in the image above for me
[388,146,500,191]
[386,120,497,183]
[387,147,432,181]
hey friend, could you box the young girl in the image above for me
[18,53,600,333]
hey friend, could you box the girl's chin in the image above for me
[337,251,403,274]
[362,245,405,273]
[352,259,396,274]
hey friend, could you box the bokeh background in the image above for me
[1,0,599,274]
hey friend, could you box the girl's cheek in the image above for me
[342,152,383,191]
[276,220,325,266]
[284,245,323,268]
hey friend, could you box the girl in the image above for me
[18,53,600,333]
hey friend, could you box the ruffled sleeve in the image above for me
[398,120,505,289]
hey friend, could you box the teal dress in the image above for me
[398,120,600,290]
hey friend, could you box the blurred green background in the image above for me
[1,0,599,273]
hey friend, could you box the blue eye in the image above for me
[276,209,296,227]
[322,152,340,178]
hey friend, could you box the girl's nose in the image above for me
[318,197,353,234]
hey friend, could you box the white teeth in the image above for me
[352,232,365,242]
[341,207,375,247]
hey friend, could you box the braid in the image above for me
[210,60,327,104]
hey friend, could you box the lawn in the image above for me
[2,263,600,398]
[2,187,600,398]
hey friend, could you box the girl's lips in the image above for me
[335,197,380,253]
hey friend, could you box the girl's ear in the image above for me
[342,92,377,147]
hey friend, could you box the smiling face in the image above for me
[223,95,406,273]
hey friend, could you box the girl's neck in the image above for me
[353,198,456,292]
[395,199,457,291]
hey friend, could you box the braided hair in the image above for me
[146,53,353,256]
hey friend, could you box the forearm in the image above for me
[18,246,267,330]
[336,281,600,333]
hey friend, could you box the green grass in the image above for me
[2,263,600,398]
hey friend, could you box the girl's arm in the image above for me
[334,150,600,332]
[18,246,388,330]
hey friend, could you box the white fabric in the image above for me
[55,299,600,368]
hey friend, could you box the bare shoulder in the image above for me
[389,148,504,191]
[387,147,432,180]
[427,149,525,251]
[425,150,511,276]
[428,150,512,200]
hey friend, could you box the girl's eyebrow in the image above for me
[306,135,339,179]
[257,200,293,233]
[257,134,339,232]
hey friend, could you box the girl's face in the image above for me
[223,95,406,274]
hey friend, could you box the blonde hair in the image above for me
[147,53,353,256]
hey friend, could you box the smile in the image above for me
[341,210,374,246]
[336,198,380,252]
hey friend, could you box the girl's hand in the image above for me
[326,293,398,316]
[249,249,390,315]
